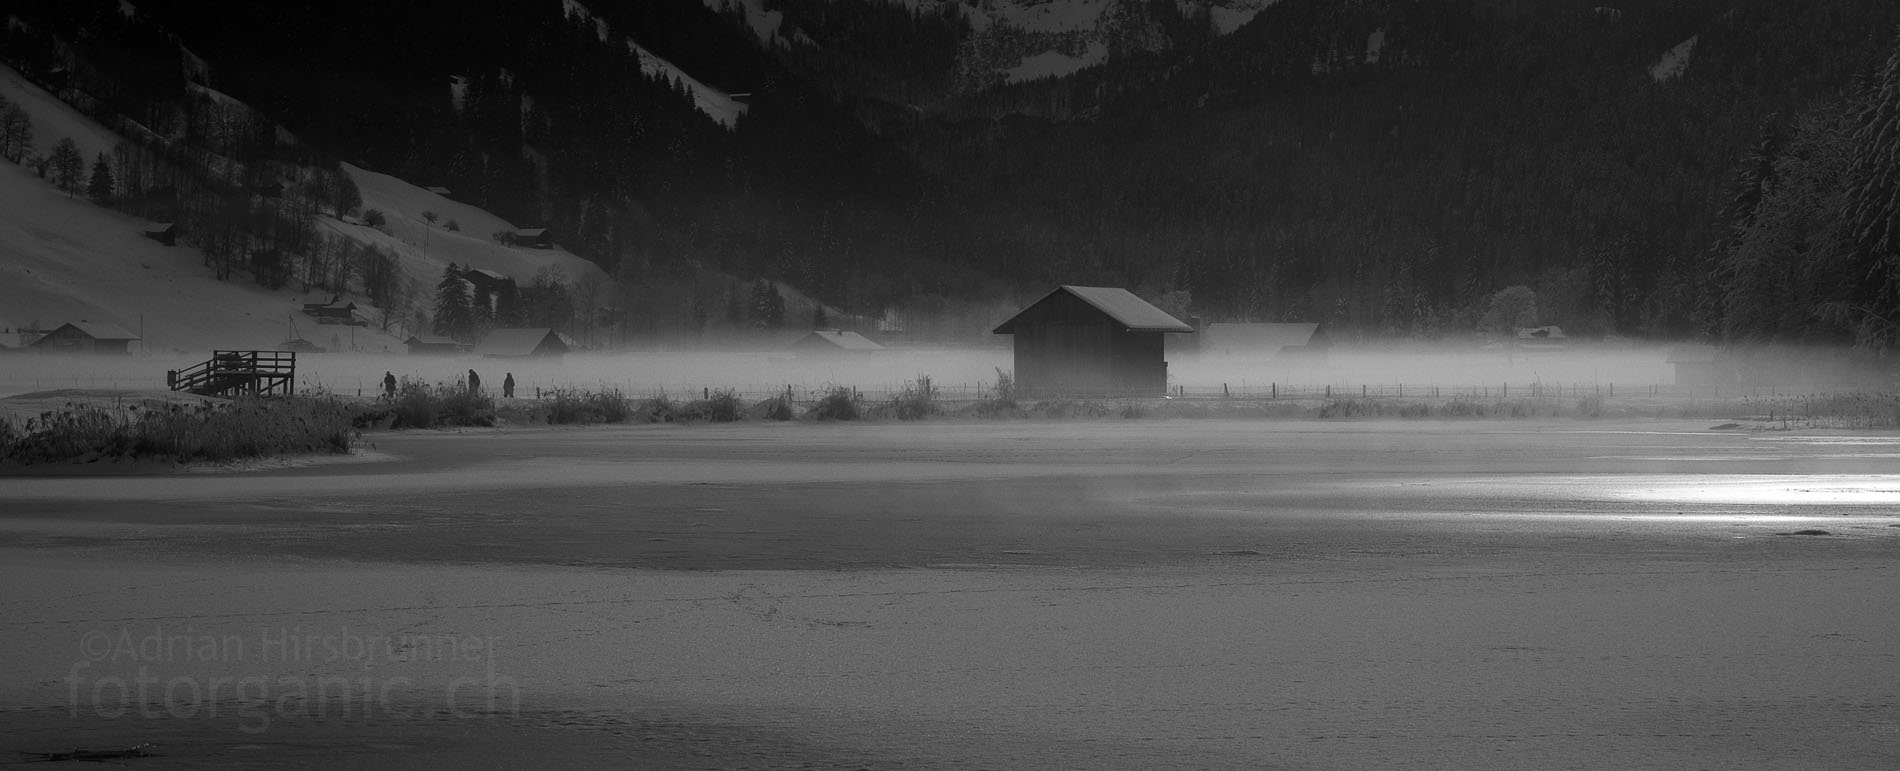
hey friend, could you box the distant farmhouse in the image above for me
[787,329,883,354]
[460,267,515,315]
[500,228,553,249]
[993,286,1193,396]
[474,328,568,358]
[404,335,466,355]
[28,321,140,355]
[1192,322,1329,363]
[300,296,364,326]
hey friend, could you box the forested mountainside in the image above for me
[6,0,1900,349]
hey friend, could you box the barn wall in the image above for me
[1007,292,1172,396]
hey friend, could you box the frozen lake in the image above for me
[4,419,1899,768]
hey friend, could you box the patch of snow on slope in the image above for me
[1650,35,1696,82]
[118,0,136,19]
[1007,42,1109,83]
[449,75,468,113]
[0,64,122,165]
[627,41,747,128]
[702,0,783,42]
[1366,27,1385,64]
[1207,5,1257,35]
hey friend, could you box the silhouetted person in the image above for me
[503,373,515,399]
[382,371,396,399]
[468,369,481,394]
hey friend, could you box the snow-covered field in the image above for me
[3,420,1899,768]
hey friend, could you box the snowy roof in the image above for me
[513,228,549,237]
[788,329,883,352]
[474,328,567,357]
[60,321,140,341]
[464,268,509,282]
[405,335,461,346]
[1201,323,1319,351]
[994,286,1194,334]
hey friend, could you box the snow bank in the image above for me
[1651,35,1697,82]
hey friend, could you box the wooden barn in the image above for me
[502,228,553,249]
[787,329,883,354]
[301,297,362,325]
[29,321,140,355]
[993,286,1193,396]
[474,328,568,358]
[404,335,466,355]
[1667,345,1735,387]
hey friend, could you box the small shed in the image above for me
[142,223,177,246]
[503,228,553,249]
[787,329,883,354]
[404,335,466,355]
[474,328,568,358]
[1667,345,1735,387]
[29,321,140,354]
[992,286,1193,396]
[425,186,454,198]
[1515,325,1567,350]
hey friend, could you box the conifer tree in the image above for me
[433,262,474,341]
[86,153,114,200]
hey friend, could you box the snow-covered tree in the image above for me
[1839,39,1900,347]
[49,138,84,196]
[1477,285,1538,338]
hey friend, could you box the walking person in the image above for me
[382,371,396,400]
[503,373,515,399]
[468,369,481,394]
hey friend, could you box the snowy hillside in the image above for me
[0,161,384,355]
[0,61,610,355]
[330,164,611,313]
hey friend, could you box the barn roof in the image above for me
[1666,345,1724,364]
[993,286,1194,334]
[789,329,883,352]
[405,335,461,346]
[474,328,567,357]
[1201,322,1318,351]
[464,268,509,282]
